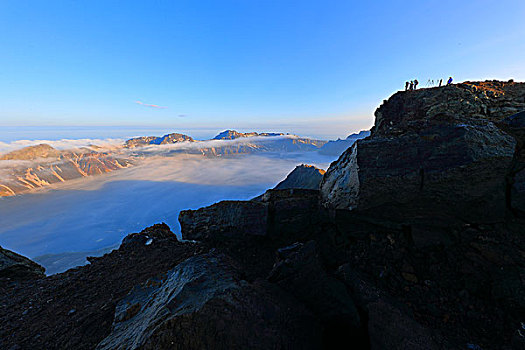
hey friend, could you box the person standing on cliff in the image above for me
[447,77,453,85]
[409,81,414,90]
[439,79,443,87]
[405,81,409,91]
[414,79,419,89]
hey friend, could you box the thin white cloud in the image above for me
[135,100,168,109]
[0,138,125,154]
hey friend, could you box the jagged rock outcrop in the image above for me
[318,130,370,156]
[274,164,326,190]
[179,201,269,240]
[321,81,525,223]
[124,133,194,148]
[0,245,45,279]
[179,189,321,242]
[97,252,321,350]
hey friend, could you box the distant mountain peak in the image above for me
[213,130,285,140]
[0,144,61,160]
[125,133,194,148]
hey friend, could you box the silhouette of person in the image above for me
[405,81,409,91]
[439,79,443,87]
[447,77,453,85]
[409,81,414,90]
[414,79,419,90]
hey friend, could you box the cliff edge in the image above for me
[321,80,525,224]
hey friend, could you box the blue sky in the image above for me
[1,0,524,139]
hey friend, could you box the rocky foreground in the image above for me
[1,81,524,349]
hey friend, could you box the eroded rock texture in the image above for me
[98,252,321,350]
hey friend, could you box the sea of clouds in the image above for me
[0,138,126,153]
[0,150,337,275]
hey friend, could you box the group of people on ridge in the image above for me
[405,77,453,91]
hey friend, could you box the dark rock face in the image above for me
[318,130,370,156]
[321,81,525,223]
[179,201,269,240]
[274,164,326,190]
[499,110,525,214]
[337,264,439,350]
[98,252,322,350]
[0,246,45,279]
[268,241,362,347]
[125,133,194,148]
[179,189,321,242]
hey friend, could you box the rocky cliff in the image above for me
[2,81,524,350]
[321,80,525,224]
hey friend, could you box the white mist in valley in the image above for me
[0,152,336,274]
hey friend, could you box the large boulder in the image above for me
[0,246,45,279]
[179,201,269,241]
[321,81,525,223]
[97,252,321,350]
[179,189,321,242]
